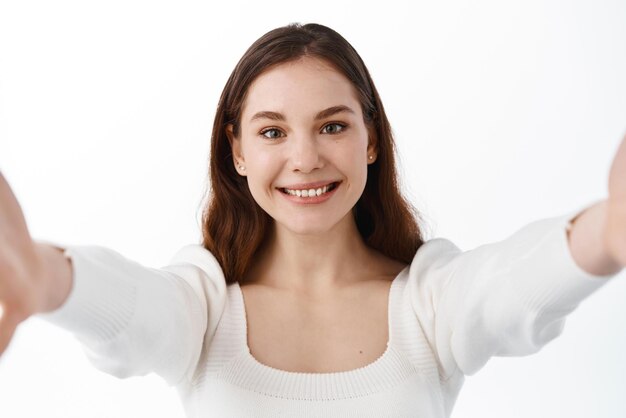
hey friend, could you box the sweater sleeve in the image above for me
[406,204,622,380]
[36,243,227,387]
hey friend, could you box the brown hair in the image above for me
[200,22,426,285]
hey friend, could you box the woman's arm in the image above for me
[35,242,225,387]
[0,171,225,387]
[407,134,626,381]
[408,208,621,381]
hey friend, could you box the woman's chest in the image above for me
[240,281,392,373]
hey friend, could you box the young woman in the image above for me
[1,22,625,417]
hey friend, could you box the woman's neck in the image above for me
[244,214,380,294]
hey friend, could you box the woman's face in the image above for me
[227,56,377,236]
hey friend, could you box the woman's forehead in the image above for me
[241,58,362,123]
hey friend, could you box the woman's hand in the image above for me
[0,171,48,357]
[606,133,626,267]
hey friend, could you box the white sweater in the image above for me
[38,208,620,417]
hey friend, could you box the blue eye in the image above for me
[259,128,283,139]
[322,123,347,134]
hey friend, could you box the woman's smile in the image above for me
[278,181,342,204]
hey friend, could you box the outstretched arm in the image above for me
[407,133,625,381]
[0,171,225,387]
[568,133,626,275]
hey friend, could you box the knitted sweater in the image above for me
[38,208,620,417]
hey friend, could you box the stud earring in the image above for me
[368,155,374,161]
[238,165,245,171]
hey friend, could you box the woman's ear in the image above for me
[226,124,247,176]
[366,126,378,164]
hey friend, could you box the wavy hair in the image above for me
[201,22,425,284]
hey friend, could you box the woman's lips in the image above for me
[279,180,339,190]
[278,181,341,204]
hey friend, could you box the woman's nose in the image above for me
[289,135,324,173]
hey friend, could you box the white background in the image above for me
[1,0,625,416]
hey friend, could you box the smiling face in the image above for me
[226,56,378,236]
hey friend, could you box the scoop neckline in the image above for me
[234,267,407,376]
[221,266,419,400]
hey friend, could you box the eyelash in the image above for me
[259,122,348,140]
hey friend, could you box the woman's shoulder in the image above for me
[162,243,228,305]
[165,244,225,277]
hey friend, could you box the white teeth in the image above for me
[284,183,334,197]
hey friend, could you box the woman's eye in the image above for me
[322,123,347,134]
[259,128,283,139]
[259,123,347,140]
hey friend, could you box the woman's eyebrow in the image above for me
[249,105,355,123]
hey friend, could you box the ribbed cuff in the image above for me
[36,244,138,346]
[517,205,621,318]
